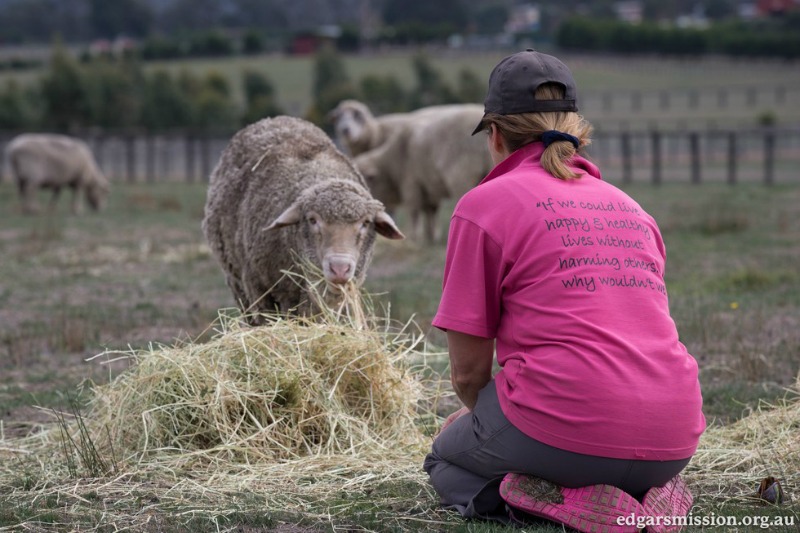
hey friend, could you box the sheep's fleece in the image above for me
[202,116,403,323]
[5,133,110,215]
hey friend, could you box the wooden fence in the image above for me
[589,127,800,185]
[1,127,798,186]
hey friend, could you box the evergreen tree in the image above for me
[39,41,88,131]
[0,80,35,130]
[141,70,193,131]
[359,74,408,114]
[309,45,357,125]
[83,57,144,129]
[409,52,458,108]
[240,70,284,125]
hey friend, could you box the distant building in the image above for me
[756,0,800,15]
[289,26,341,55]
[505,4,541,34]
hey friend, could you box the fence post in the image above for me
[727,131,737,185]
[621,131,632,184]
[690,131,701,184]
[201,133,212,183]
[146,134,156,183]
[185,134,196,183]
[764,129,775,186]
[94,135,106,178]
[125,133,136,183]
[650,130,661,185]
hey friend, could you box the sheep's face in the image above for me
[331,105,370,149]
[265,181,404,286]
[305,211,374,284]
[85,179,110,211]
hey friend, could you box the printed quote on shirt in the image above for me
[535,197,666,294]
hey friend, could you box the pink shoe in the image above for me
[641,475,694,533]
[499,473,644,533]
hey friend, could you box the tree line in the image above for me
[557,14,800,59]
[0,44,484,134]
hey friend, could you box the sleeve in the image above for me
[432,215,505,339]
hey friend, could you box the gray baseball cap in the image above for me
[471,49,579,135]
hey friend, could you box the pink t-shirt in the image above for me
[433,142,705,461]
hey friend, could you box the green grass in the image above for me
[0,180,799,530]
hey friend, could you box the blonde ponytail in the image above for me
[482,84,593,180]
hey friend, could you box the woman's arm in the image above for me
[446,330,495,409]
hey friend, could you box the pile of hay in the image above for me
[0,293,447,530]
[85,310,433,465]
[687,376,800,503]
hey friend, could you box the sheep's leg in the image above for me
[18,179,40,215]
[69,184,83,215]
[424,206,439,244]
[49,186,63,214]
[409,208,423,242]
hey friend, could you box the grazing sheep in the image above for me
[202,116,404,323]
[340,102,492,243]
[5,133,110,215]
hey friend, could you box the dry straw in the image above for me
[0,268,798,529]
[686,377,800,505]
[0,274,450,529]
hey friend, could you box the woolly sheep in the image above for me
[202,116,404,324]
[338,102,492,243]
[5,133,110,215]
[403,104,493,242]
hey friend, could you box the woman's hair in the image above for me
[482,84,594,180]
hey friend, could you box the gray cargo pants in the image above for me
[423,380,691,521]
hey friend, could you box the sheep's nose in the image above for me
[326,256,354,284]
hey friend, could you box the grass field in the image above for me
[0,178,799,531]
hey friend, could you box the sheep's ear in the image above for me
[265,203,302,230]
[374,211,404,240]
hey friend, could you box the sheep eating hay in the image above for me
[202,116,404,323]
[5,133,110,215]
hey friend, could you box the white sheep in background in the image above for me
[202,116,404,324]
[333,101,492,243]
[5,133,110,215]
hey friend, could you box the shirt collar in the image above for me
[479,141,603,185]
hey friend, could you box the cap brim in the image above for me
[470,118,486,136]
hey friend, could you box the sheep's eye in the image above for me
[308,216,318,226]
[361,219,371,229]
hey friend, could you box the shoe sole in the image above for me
[642,476,693,533]
[500,473,643,533]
